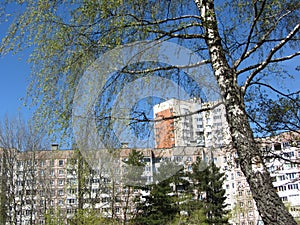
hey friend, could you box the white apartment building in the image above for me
[153,98,229,148]
[261,133,300,221]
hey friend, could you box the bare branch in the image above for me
[249,82,300,100]
[241,23,300,91]
[234,0,267,69]
[238,50,300,75]
[234,9,294,70]
[75,101,224,123]
[121,59,210,75]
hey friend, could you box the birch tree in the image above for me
[0,1,299,224]
[0,116,49,224]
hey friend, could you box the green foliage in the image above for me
[45,208,65,225]
[134,164,182,225]
[134,159,229,225]
[134,181,179,225]
[169,208,208,225]
[0,1,299,224]
[123,149,146,186]
[190,158,229,225]
[68,209,115,225]
[246,84,300,136]
[0,0,297,148]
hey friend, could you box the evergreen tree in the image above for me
[123,149,146,186]
[122,149,146,224]
[191,158,229,225]
[134,163,181,225]
[1,1,299,224]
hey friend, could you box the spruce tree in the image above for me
[191,158,229,225]
[134,163,180,225]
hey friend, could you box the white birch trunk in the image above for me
[194,0,298,224]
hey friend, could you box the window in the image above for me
[214,122,222,127]
[67,199,76,204]
[213,115,221,120]
[68,189,76,194]
[143,157,151,163]
[58,160,64,166]
[281,196,288,202]
[278,186,286,191]
[50,160,54,166]
[288,184,298,190]
[58,190,64,196]
[92,178,100,184]
[50,169,55,176]
[247,200,252,207]
[174,156,183,162]
[58,179,64,185]
[58,199,64,206]
[67,208,75,214]
[27,160,32,166]
[248,211,253,217]
[58,169,64,175]
[288,173,296,179]
[103,178,111,183]
[67,178,77,185]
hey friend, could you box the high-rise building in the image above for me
[153,98,229,148]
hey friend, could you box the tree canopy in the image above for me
[0,0,299,224]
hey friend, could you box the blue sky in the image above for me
[0,8,32,120]
[0,24,32,120]
[0,47,298,123]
